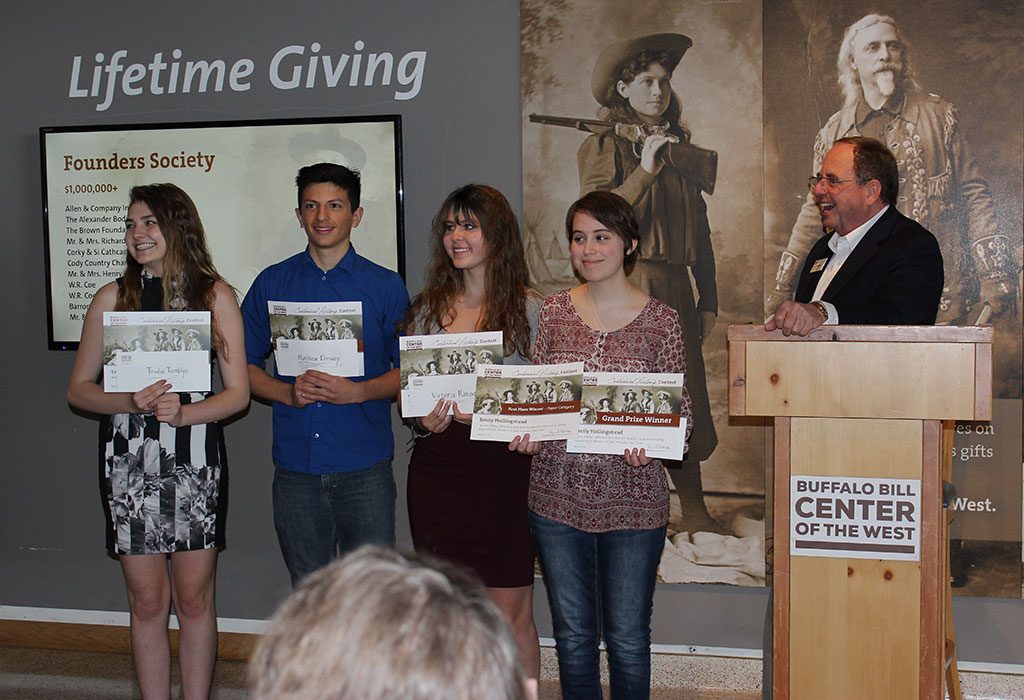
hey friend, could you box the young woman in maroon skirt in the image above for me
[403,184,541,678]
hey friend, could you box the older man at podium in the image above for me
[765,136,943,336]
[760,135,945,700]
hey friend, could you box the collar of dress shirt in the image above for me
[827,204,890,257]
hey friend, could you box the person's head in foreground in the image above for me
[249,545,536,700]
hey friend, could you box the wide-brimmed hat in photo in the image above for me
[591,33,692,107]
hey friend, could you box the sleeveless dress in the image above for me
[99,276,227,556]
[407,422,534,587]
[405,298,539,588]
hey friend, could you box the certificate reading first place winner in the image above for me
[102,311,211,393]
[269,301,363,377]
[567,372,688,460]
[470,362,584,443]
[399,331,504,417]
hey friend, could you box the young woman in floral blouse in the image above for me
[514,190,692,699]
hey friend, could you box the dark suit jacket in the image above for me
[794,206,944,324]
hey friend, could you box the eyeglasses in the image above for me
[807,174,868,191]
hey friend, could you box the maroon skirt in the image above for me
[407,421,535,587]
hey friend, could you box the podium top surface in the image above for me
[727,324,993,420]
[727,324,993,344]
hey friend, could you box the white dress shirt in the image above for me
[812,205,889,324]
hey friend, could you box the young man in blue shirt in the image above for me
[242,163,409,585]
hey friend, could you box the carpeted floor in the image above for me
[6,645,1023,699]
[0,646,757,699]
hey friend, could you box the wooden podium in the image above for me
[727,325,992,700]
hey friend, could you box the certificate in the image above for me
[269,301,363,377]
[400,331,503,417]
[567,372,688,460]
[102,311,211,392]
[470,362,584,442]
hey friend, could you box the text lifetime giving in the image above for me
[68,42,428,112]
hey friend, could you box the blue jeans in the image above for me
[273,459,396,586]
[529,511,665,700]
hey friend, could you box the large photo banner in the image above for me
[524,0,1022,594]
[764,0,1023,598]
[522,0,767,586]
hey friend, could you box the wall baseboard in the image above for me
[0,619,258,661]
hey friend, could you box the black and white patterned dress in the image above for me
[99,276,226,556]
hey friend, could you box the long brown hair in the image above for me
[117,184,231,352]
[403,185,532,358]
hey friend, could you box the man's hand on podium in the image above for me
[764,300,826,337]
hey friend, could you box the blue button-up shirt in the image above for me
[241,246,409,474]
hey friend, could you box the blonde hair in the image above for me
[249,546,530,700]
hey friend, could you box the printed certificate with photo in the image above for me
[269,301,364,377]
[399,331,503,417]
[567,372,688,459]
[470,362,584,443]
[102,311,212,392]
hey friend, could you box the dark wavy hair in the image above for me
[565,190,641,274]
[117,184,230,353]
[403,185,533,359]
[599,49,691,142]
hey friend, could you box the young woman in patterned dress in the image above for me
[68,184,249,700]
[513,190,693,699]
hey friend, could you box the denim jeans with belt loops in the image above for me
[530,510,665,700]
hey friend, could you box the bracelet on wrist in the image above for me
[410,420,431,438]
[810,300,829,323]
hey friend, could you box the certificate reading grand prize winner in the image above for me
[102,311,211,392]
[399,331,503,417]
[269,301,364,377]
[470,362,584,443]
[567,372,688,460]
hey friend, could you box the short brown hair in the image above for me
[835,136,899,205]
[564,190,641,273]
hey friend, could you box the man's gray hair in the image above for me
[837,14,919,109]
[249,546,530,700]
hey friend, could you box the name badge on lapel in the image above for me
[810,258,828,274]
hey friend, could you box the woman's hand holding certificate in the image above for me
[508,433,542,455]
[622,447,653,467]
[130,379,172,413]
[153,391,184,427]
[419,398,455,433]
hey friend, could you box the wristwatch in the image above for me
[810,300,830,323]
